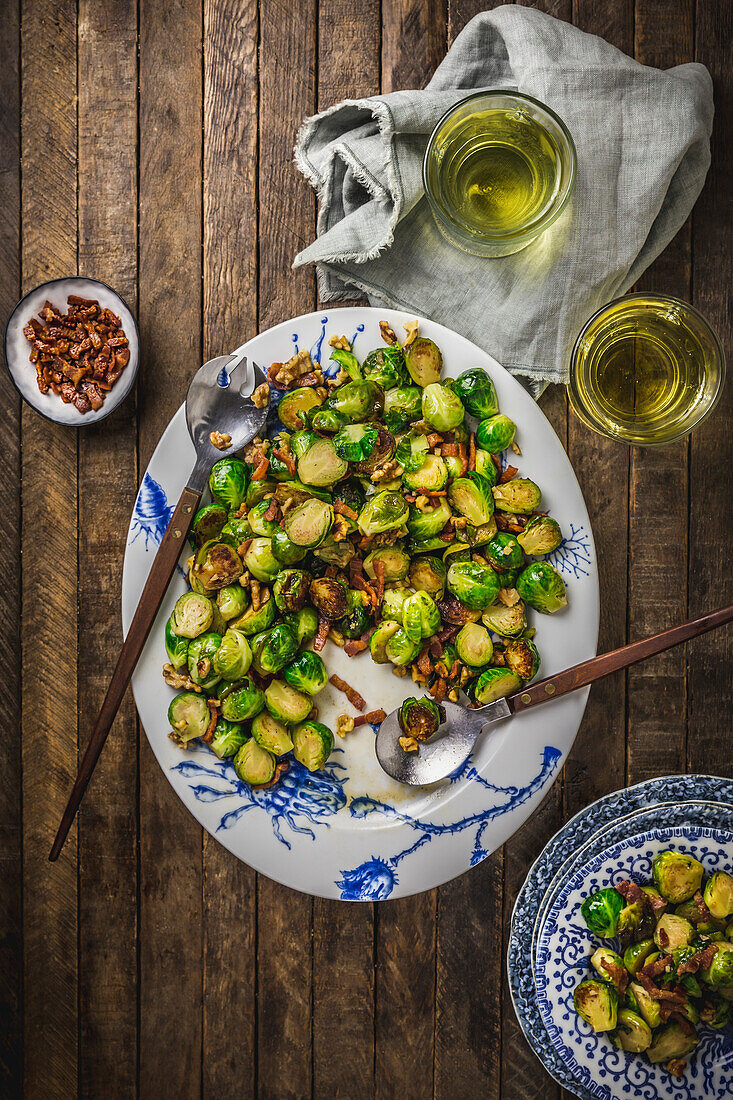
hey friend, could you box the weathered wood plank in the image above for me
[202,1,259,1095]
[0,0,22,1092]
[382,0,447,91]
[76,2,139,1095]
[687,0,733,777]
[138,1,204,1095]
[20,1,79,1095]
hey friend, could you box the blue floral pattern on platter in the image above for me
[507,776,733,1100]
[130,473,175,550]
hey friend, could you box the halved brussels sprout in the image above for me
[212,628,253,681]
[653,912,695,951]
[165,616,190,669]
[616,901,647,946]
[184,632,221,690]
[383,385,422,433]
[485,532,524,571]
[474,448,498,486]
[278,386,323,430]
[455,622,493,668]
[335,590,372,639]
[273,569,310,612]
[292,720,334,772]
[282,650,327,695]
[402,591,440,642]
[191,540,243,592]
[702,942,733,987]
[463,518,498,548]
[646,1022,698,1064]
[492,479,542,515]
[363,345,406,389]
[404,337,442,387]
[326,379,384,423]
[352,425,396,478]
[385,627,421,667]
[516,562,567,614]
[284,498,334,548]
[309,577,349,620]
[703,872,733,920]
[395,430,429,473]
[403,454,448,492]
[274,480,331,507]
[217,584,248,622]
[481,601,526,638]
[334,423,378,463]
[171,592,214,638]
[436,594,481,625]
[231,588,276,635]
[409,535,452,554]
[407,499,452,540]
[398,696,444,740]
[243,538,280,582]
[220,677,265,722]
[448,472,495,525]
[503,638,540,681]
[271,528,309,565]
[701,994,733,1028]
[409,555,446,598]
[289,430,318,460]
[452,368,499,419]
[581,888,625,938]
[447,561,501,611]
[590,946,625,982]
[246,499,280,538]
[573,979,618,1033]
[610,1009,652,1053]
[627,981,662,1029]
[421,383,465,432]
[473,666,521,704]
[517,514,563,555]
[265,679,313,724]
[251,623,298,675]
[189,503,228,549]
[652,850,705,904]
[329,346,362,381]
[209,457,248,510]
[282,606,319,647]
[308,407,347,434]
[233,739,276,786]
[251,711,293,756]
[297,438,348,487]
[209,717,249,760]
[476,414,516,454]
[364,546,410,582]
[246,478,277,508]
[369,620,401,663]
[623,940,656,978]
[168,692,210,743]
[313,536,356,569]
[358,490,409,536]
[381,588,410,622]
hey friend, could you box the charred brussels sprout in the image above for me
[273,569,310,612]
[476,414,516,454]
[282,606,318,647]
[297,438,348,487]
[409,555,446,598]
[233,739,276,786]
[481,601,527,638]
[165,616,190,670]
[220,678,265,722]
[402,591,440,642]
[518,514,563,555]
[189,503,227,549]
[231,589,276,635]
[187,632,223,689]
[358,490,409,536]
[652,850,704,904]
[264,679,312,724]
[455,622,494,668]
[369,621,402,663]
[271,529,309,565]
[335,592,372,639]
[209,717,249,760]
[452,368,499,419]
[581,888,624,938]
[492,478,541,515]
[516,562,568,614]
[334,423,378,462]
[448,472,495,525]
[473,667,522,704]
[251,711,293,755]
[217,584,248,622]
[209,457,248,510]
[352,425,396,477]
[399,697,444,741]
[292,720,334,772]
[485,532,524,571]
[243,538,280,582]
[282,650,327,695]
[326,379,384,423]
[447,561,501,611]
[212,628,253,681]
[381,589,410,622]
[503,638,540,681]
[252,623,298,675]
[403,454,448,493]
[647,1022,698,1064]
[421,383,465,431]
[364,546,410,582]
[573,980,618,1033]
[171,591,215,638]
[309,577,349,620]
[168,692,210,744]
[385,627,421,667]
[407,499,452,541]
[703,872,733,920]
[278,386,323,430]
[404,337,442,387]
[610,1009,652,1053]
[383,386,422,433]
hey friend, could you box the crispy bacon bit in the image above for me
[468,432,476,472]
[491,452,502,473]
[202,700,218,743]
[436,624,460,642]
[694,890,713,923]
[325,564,338,579]
[456,442,468,477]
[253,760,290,789]
[416,647,432,677]
[441,442,458,458]
[615,880,645,904]
[314,617,330,651]
[669,1011,695,1037]
[677,944,718,977]
[495,513,524,534]
[329,673,366,712]
[640,954,672,980]
[430,677,448,703]
[601,958,629,995]
[647,891,667,912]
[499,464,519,484]
[636,973,686,1005]
[272,447,296,476]
[344,639,368,657]
[263,497,279,522]
[438,524,455,542]
[658,926,670,949]
[334,499,358,521]
[373,560,385,610]
[426,432,443,448]
[353,709,386,727]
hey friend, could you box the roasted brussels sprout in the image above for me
[212,628,253,681]
[702,942,733,988]
[448,473,496,526]
[277,386,323,430]
[209,717,249,760]
[231,589,276,635]
[187,632,223,690]
[168,692,210,743]
[398,697,444,741]
[455,622,493,667]
[402,591,440,642]
[610,1009,653,1053]
[209,457,248,510]
[435,594,481,625]
[516,561,568,614]
[271,528,309,565]
[473,666,522,703]
[171,591,215,638]
[369,620,401,663]
[220,677,265,722]
[403,454,448,492]
[334,479,365,515]
[517,514,563,555]
[364,546,410,582]
[473,448,498,486]
[492,478,541,515]
[352,425,396,477]
[615,901,645,946]
[395,430,429,473]
[292,720,334,772]
[189,503,228,549]
[481,601,527,638]
[192,541,243,592]
[358,490,409,536]
[308,407,346,433]
[573,980,618,1033]
[313,536,356,569]
[297,438,348,487]
[251,623,298,675]
[476,414,516,454]
[385,627,421,667]
[700,994,733,1029]
[409,555,446,598]
[452,368,499,419]
[334,590,372,639]
[404,336,442,387]
[273,569,310,612]
[623,939,656,978]
[290,429,319,460]
[383,385,422,433]
[282,606,319,647]
[652,850,705,904]
[447,561,501,610]
[703,872,733,920]
[165,616,190,670]
[653,912,695,951]
[421,382,465,431]
[407,499,452,540]
[326,379,384,423]
[247,478,277,508]
[243,538,280,582]
[647,1022,698,1064]
[485,532,524,572]
[219,514,252,549]
[217,584,248,622]
[503,638,540,681]
[581,888,625,938]
[264,679,312,724]
[309,577,349,620]
[328,346,362,381]
[233,739,276,786]
[251,711,293,756]
[334,423,378,462]
[381,588,410,622]
[590,946,625,982]
[363,345,405,390]
[247,499,281,538]
[282,650,327,695]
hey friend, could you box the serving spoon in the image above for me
[50,351,270,861]
[376,602,733,786]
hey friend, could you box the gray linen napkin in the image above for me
[293,5,713,392]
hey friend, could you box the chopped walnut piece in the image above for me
[336,714,355,738]
[392,665,408,678]
[666,1059,687,1078]
[403,319,419,347]
[250,579,262,612]
[243,435,269,466]
[270,349,313,387]
[331,515,350,542]
[379,320,398,345]
[328,334,351,351]
[399,735,419,753]
[162,663,202,693]
[251,382,270,408]
[498,588,521,607]
[329,629,345,647]
[415,495,431,512]
[210,430,232,451]
[371,458,402,483]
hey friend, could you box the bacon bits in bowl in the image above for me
[4,276,139,425]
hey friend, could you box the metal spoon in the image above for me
[50,352,269,861]
[376,602,733,786]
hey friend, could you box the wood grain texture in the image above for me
[202,1,259,1095]
[20,1,79,1095]
[138,1,204,1096]
[0,0,21,1092]
[382,0,447,91]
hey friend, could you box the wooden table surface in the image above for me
[2,1,731,1096]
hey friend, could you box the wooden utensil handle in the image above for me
[49,485,201,862]
[509,602,733,714]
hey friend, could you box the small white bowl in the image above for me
[4,276,139,426]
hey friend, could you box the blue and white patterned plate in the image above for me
[508,775,733,1098]
[121,307,599,900]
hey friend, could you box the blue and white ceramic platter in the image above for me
[121,307,599,900]
[508,775,733,1099]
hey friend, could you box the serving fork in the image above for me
[50,352,270,860]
